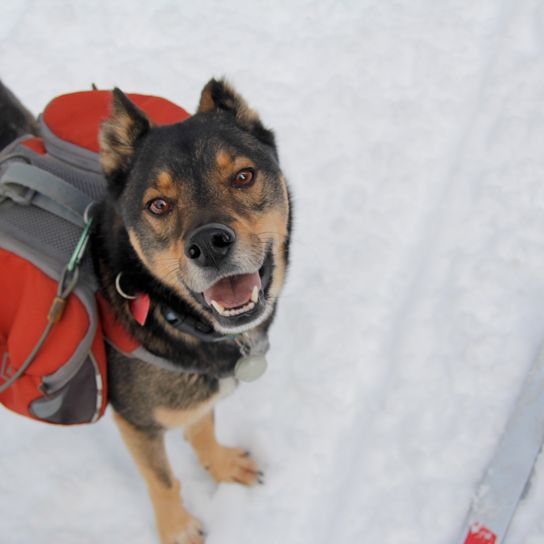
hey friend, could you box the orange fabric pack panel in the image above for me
[3,250,89,377]
[43,90,190,153]
[0,249,107,424]
[20,137,46,155]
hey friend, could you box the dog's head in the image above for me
[99,79,291,335]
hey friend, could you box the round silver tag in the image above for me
[234,354,268,382]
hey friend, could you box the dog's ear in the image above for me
[197,78,277,153]
[99,88,151,185]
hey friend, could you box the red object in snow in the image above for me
[464,525,497,544]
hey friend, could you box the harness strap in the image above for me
[0,162,95,227]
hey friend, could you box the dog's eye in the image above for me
[232,168,255,188]
[147,198,172,216]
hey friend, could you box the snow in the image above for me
[1,0,544,542]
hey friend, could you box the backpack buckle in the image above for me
[0,183,36,206]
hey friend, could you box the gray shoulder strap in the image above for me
[0,162,95,227]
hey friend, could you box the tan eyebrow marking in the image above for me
[215,150,256,179]
[156,171,176,195]
[215,150,232,170]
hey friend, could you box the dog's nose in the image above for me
[185,223,236,267]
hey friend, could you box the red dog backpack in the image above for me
[0,90,190,424]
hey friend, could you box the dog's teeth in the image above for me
[211,300,224,313]
[213,300,256,318]
[239,301,255,314]
[251,286,259,303]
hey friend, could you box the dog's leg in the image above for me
[185,411,262,486]
[113,410,204,544]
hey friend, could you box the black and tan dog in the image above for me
[1,78,292,544]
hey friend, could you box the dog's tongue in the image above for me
[203,272,261,309]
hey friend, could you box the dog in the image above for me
[0,78,292,544]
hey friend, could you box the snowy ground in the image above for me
[2,1,544,542]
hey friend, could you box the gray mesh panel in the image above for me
[0,140,105,280]
[27,152,106,201]
[0,201,80,260]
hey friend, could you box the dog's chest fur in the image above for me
[106,337,244,432]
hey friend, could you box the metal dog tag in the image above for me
[234,354,268,382]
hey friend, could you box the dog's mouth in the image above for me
[193,248,274,328]
[203,271,261,317]
[161,247,274,338]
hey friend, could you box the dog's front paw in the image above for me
[158,510,205,544]
[205,447,262,486]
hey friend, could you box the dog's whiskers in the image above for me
[164,265,181,284]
